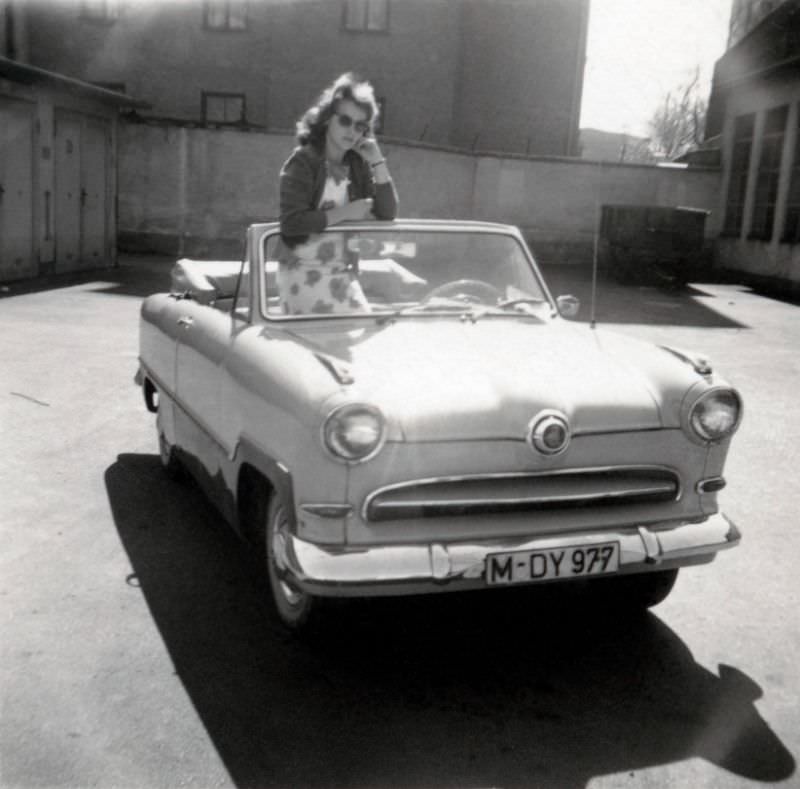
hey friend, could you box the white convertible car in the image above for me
[137,220,742,630]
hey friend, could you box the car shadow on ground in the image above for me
[106,452,794,788]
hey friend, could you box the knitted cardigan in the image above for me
[278,143,398,246]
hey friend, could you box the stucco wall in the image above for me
[118,121,722,263]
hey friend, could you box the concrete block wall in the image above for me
[118,121,722,263]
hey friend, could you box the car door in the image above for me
[173,298,233,472]
[173,258,251,473]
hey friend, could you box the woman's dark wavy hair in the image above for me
[295,72,380,148]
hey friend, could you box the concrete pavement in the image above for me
[1,254,798,788]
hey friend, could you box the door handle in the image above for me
[177,316,194,328]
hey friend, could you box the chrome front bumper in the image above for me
[282,513,741,597]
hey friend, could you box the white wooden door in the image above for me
[0,97,36,280]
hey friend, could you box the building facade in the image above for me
[706,0,800,292]
[13,0,588,157]
[727,0,783,46]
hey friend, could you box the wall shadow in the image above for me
[540,265,749,329]
[106,453,794,788]
[3,255,759,330]
[0,256,174,301]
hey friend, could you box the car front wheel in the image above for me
[265,493,317,630]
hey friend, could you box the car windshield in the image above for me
[260,226,551,319]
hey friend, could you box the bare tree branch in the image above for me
[648,67,708,159]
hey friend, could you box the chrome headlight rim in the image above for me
[527,409,571,456]
[321,402,387,464]
[687,387,743,443]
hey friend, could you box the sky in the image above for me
[579,0,733,137]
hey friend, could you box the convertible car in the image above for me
[137,220,742,630]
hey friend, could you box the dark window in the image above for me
[343,0,389,32]
[723,113,755,237]
[750,105,788,240]
[80,0,119,22]
[202,92,246,124]
[782,109,800,243]
[204,0,247,30]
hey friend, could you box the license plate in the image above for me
[486,541,620,586]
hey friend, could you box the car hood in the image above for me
[287,319,700,441]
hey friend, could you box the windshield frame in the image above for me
[256,220,557,323]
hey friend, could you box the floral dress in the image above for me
[277,161,371,315]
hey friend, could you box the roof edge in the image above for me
[0,56,149,108]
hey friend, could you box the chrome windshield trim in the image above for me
[257,220,555,322]
[362,465,682,521]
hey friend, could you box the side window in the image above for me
[232,258,250,320]
[723,113,755,237]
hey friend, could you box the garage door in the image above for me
[0,97,36,281]
[55,110,111,272]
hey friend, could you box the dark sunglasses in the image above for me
[335,112,371,135]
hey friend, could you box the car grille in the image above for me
[363,466,681,522]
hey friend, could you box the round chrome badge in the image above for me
[527,410,571,455]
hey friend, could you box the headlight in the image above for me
[689,389,742,442]
[323,403,386,462]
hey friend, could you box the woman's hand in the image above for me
[355,136,384,166]
[356,136,391,184]
[344,198,374,219]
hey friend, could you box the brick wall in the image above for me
[25,0,585,156]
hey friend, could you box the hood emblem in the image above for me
[527,410,570,455]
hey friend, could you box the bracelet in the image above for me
[370,159,387,169]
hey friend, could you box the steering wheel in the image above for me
[423,279,502,305]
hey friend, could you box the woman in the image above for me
[277,72,398,315]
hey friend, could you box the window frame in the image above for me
[781,106,800,244]
[342,0,390,34]
[722,112,756,238]
[749,105,788,242]
[201,91,247,125]
[203,0,248,31]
